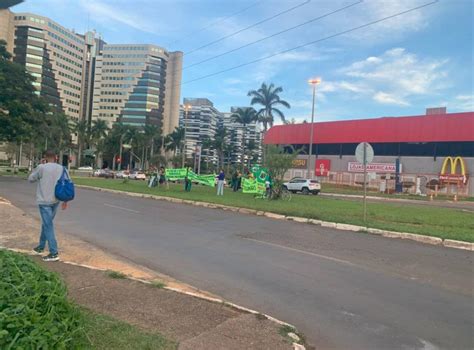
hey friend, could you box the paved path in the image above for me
[1,177,472,350]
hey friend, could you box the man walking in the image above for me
[28,150,68,262]
[217,169,225,196]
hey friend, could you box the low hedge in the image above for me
[0,250,83,349]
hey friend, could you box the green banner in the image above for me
[165,168,188,180]
[242,178,265,194]
[188,171,216,187]
[165,168,216,187]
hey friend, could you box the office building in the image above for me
[179,98,221,164]
[0,9,183,135]
[221,107,262,166]
[92,44,183,131]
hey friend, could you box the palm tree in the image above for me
[90,119,109,167]
[230,107,257,168]
[165,127,185,157]
[90,119,109,146]
[247,82,291,132]
[213,126,227,169]
[143,124,161,167]
[72,119,89,167]
[200,137,214,172]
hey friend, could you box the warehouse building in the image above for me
[264,110,474,196]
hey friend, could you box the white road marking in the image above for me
[242,237,358,267]
[103,203,140,213]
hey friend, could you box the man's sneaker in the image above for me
[33,246,44,255]
[42,253,59,262]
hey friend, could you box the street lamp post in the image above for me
[307,78,321,179]
[182,104,191,168]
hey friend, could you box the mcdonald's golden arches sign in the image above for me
[439,156,468,184]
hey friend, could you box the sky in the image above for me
[13,0,474,123]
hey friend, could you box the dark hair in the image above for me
[44,149,56,159]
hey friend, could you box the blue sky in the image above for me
[14,0,474,123]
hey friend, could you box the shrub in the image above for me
[0,250,83,349]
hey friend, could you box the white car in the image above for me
[283,177,321,195]
[115,170,129,179]
[78,166,93,170]
[129,170,146,180]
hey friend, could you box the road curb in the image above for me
[76,185,473,251]
[2,245,306,350]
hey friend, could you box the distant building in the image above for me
[0,9,183,135]
[179,98,221,165]
[0,10,93,121]
[221,107,262,166]
[92,44,183,131]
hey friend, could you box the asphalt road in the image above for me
[1,177,473,350]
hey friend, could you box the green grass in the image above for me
[150,280,167,289]
[322,183,474,202]
[73,177,474,242]
[1,250,175,349]
[106,270,127,279]
[78,310,176,350]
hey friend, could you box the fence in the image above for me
[285,169,471,197]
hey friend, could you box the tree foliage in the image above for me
[264,145,298,198]
[247,82,290,131]
[0,40,49,142]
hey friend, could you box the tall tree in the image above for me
[90,119,109,167]
[72,119,89,167]
[165,127,184,157]
[0,40,48,142]
[247,82,291,132]
[213,126,227,169]
[143,124,161,166]
[230,107,257,168]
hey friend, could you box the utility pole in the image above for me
[307,78,321,179]
[182,104,190,168]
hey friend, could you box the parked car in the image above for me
[78,166,93,170]
[115,170,130,179]
[283,177,321,195]
[97,169,115,179]
[129,170,146,180]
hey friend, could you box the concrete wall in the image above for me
[288,154,474,196]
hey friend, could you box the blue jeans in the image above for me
[217,180,224,196]
[38,203,59,255]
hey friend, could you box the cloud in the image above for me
[80,1,160,34]
[324,47,450,106]
[453,95,474,111]
[373,92,409,106]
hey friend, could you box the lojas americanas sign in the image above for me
[348,162,400,173]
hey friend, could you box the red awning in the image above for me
[264,112,474,144]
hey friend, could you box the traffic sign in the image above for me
[355,142,374,164]
[355,142,374,225]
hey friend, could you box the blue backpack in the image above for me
[55,167,75,202]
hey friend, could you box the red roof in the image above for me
[264,112,474,145]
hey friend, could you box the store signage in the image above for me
[439,156,468,184]
[315,159,330,176]
[291,159,307,169]
[348,162,399,173]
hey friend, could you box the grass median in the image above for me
[73,177,474,243]
[0,249,175,349]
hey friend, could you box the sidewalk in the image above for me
[0,198,302,350]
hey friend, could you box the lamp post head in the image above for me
[308,78,322,85]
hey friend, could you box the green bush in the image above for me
[0,250,83,349]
